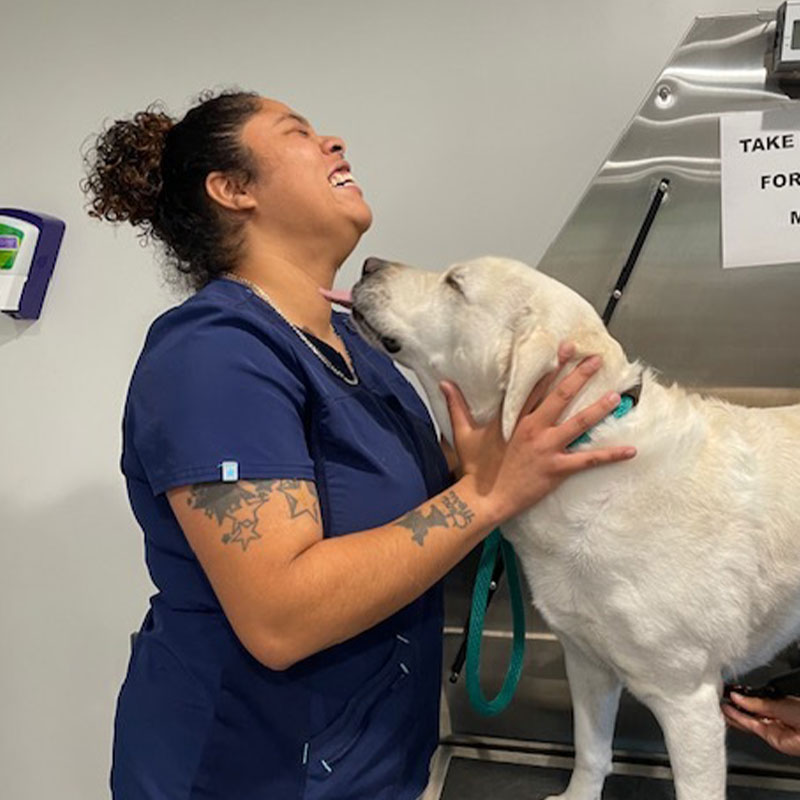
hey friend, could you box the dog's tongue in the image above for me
[319,287,354,309]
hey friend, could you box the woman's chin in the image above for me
[351,203,373,234]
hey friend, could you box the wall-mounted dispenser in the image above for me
[0,208,65,320]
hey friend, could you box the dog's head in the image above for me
[351,255,634,444]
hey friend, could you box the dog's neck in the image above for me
[419,352,644,448]
[553,357,645,427]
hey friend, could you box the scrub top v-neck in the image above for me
[112,276,452,800]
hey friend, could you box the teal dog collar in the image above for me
[569,385,640,449]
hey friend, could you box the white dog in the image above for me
[348,255,800,800]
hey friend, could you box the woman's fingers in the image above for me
[517,342,577,421]
[553,390,627,451]
[534,355,603,428]
[440,381,477,439]
[555,444,637,475]
[557,341,577,363]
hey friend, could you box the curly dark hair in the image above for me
[81,89,263,291]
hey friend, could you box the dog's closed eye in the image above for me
[445,271,465,296]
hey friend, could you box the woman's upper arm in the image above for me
[167,478,323,669]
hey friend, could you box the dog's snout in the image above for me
[362,257,389,277]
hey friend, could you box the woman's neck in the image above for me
[235,240,342,340]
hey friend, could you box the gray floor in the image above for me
[439,758,799,800]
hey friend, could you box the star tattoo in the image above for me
[186,478,320,552]
[396,506,448,546]
[277,479,320,522]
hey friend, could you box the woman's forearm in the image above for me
[259,475,500,668]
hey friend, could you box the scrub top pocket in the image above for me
[301,635,415,800]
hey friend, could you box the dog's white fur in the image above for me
[351,256,800,800]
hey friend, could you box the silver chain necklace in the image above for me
[222,272,359,386]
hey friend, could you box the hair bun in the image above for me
[82,104,174,228]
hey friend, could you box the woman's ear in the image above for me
[205,171,257,212]
[500,321,558,441]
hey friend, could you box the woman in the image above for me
[83,89,635,800]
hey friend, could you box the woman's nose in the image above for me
[323,136,346,155]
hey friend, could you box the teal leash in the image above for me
[462,392,638,716]
[465,528,526,716]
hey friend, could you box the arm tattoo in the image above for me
[186,479,320,552]
[395,490,475,546]
[275,479,320,522]
[396,506,447,546]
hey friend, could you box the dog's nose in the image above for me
[362,257,388,277]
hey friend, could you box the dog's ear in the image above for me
[501,320,558,441]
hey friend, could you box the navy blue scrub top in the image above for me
[112,277,452,800]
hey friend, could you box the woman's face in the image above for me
[239,98,373,248]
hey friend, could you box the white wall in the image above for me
[0,1,756,797]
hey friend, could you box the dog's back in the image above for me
[506,376,800,685]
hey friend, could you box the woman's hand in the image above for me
[439,434,460,477]
[440,343,636,525]
[723,693,800,757]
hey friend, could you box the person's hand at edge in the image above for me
[723,693,800,757]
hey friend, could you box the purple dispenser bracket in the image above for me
[0,208,66,320]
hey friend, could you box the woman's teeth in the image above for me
[329,170,356,188]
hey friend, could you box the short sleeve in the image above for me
[127,312,315,496]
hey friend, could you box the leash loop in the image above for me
[465,528,526,716]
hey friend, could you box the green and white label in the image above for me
[0,223,23,270]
